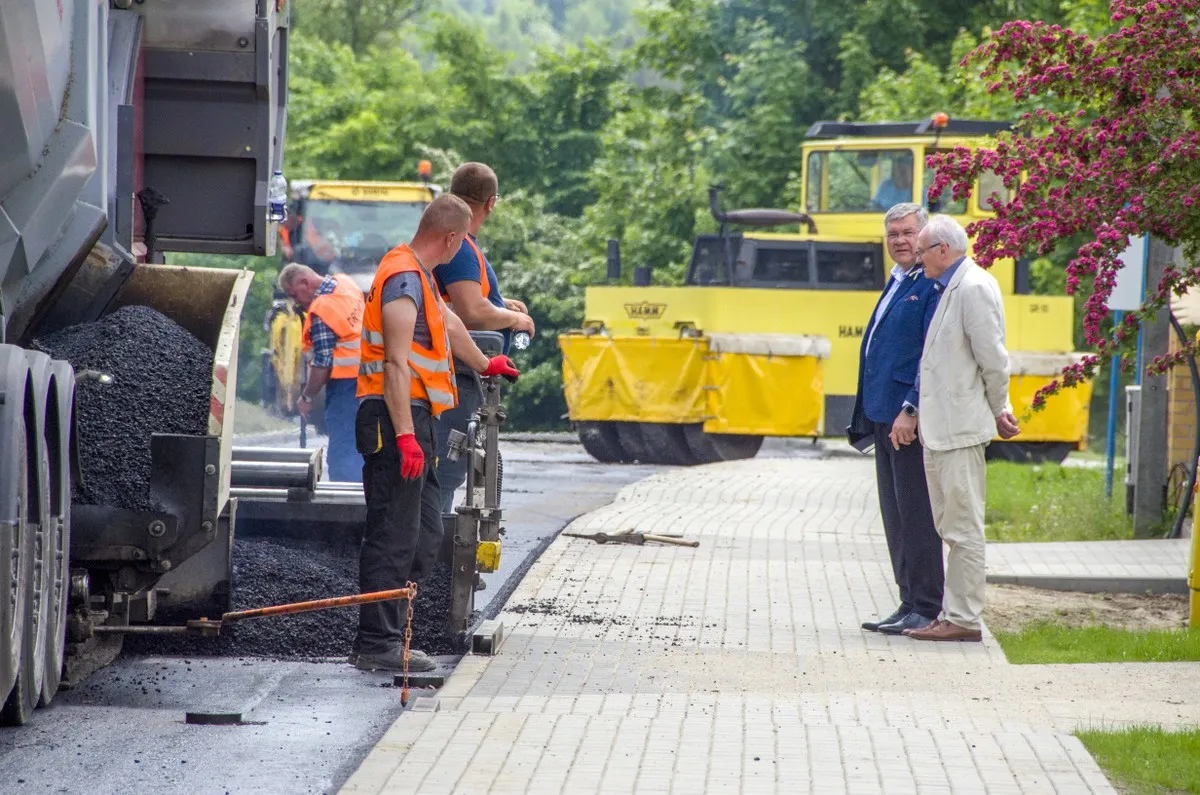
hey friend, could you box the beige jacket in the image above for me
[917,257,1011,452]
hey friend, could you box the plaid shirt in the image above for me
[307,276,338,368]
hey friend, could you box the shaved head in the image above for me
[410,194,473,266]
[416,194,472,238]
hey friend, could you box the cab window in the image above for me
[806,150,914,213]
[687,236,733,285]
[977,169,1012,212]
[923,149,967,215]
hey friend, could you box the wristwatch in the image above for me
[299,395,314,404]
[902,403,917,418]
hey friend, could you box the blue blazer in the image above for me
[854,268,941,424]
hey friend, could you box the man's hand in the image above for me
[504,298,529,314]
[281,243,294,260]
[296,396,313,419]
[889,411,917,450]
[396,433,424,480]
[996,411,1021,439]
[481,355,520,383]
[512,312,536,337]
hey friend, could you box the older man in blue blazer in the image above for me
[852,203,944,636]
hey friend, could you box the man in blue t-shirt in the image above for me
[433,163,535,514]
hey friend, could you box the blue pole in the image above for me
[1105,310,1124,498]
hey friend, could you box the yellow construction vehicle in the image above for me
[261,176,439,424]
[559,117,1092,465]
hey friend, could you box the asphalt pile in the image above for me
[34,305,212,511]
[124,537,462,659]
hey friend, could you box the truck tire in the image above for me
[985,442,1073,465]
[40,361,74,706]
[0,348,31,722]
[1,404,38,726]
[12,352,55,715]
[576,422,627,463]
[614,422,652,464]
[682,424,764,463]
[639,423,697,466]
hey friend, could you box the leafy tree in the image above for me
[293,0,431,54]
[926,0,1200,409]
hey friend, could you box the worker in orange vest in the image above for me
[353,194,520,673]
[433,162,535,514]
[278,264,365,482]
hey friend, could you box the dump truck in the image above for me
[560,117,1092,465]
[0,0,288,724]
[262,177,439,423]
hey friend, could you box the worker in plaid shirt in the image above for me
[278,264,366,482]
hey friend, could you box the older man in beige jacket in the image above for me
[904,215,1020,642]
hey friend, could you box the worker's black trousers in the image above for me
[354,400,442,655]
[873,421,945,620]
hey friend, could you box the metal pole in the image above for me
[1105,310,1123,499]
[1133,237,1172,536]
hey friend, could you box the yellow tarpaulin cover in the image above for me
[559,334,825,436]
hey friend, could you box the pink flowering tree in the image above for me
[927,0,1200,408]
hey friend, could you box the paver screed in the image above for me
[343,456,1199,794]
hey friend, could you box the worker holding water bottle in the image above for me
[433,162,535,514]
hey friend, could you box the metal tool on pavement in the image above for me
[563,531,699,548]
[91,584,421,705]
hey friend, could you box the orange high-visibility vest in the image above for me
[439,236,491,303]
[357,244,458,415]
[302,275,364,380]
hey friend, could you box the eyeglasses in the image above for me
[913,242,946,259]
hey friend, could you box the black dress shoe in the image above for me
[879,612,935,635]
[862,608,909,632]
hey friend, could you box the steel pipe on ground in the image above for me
[231,446,322,466]
[230,460,319,491]
[231,487,364,505]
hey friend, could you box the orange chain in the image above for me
[400,581,416,707]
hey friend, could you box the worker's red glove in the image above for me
[481,355,520,383]
[396,433,424,480]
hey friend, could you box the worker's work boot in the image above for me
[355,647,438,673]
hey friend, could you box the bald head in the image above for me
[417,194,471,238]
[410,194,472,266]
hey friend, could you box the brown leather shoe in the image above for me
[903,619,943,636]
[905,620,981,642]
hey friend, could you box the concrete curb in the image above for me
[987,573,1189,595]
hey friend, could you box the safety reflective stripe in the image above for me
[333,356,359,368]
[340,338,360,350]
[408,349,451,373]
[424,386,456,406]
[363,330,384,345]
[360,360,383,376]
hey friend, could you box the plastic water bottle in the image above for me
[268,170,288,223]
[512,331,531,351]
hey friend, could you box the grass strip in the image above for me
[986,461,1133,542]
[994,622,1200,664]
[1076,726,1200,795]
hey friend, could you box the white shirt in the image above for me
[864,264,912,356]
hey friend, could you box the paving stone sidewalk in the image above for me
[343,456,1200,795]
